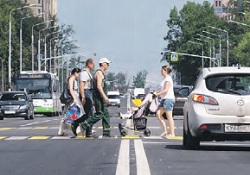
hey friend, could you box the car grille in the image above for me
[1,105,20,110]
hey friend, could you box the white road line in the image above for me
[20,118,59,127]
[134,139,151,175]
[115,139,130,175]
[5,136,29,140]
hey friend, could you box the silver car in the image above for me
[183,66,250,149]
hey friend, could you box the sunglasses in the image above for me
[106,62,109,66]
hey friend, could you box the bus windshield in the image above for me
[15,79,52,99]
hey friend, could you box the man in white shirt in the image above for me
[71,58,95,137]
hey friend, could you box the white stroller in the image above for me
[118,93,159,137]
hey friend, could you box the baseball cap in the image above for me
[99,58,112,64]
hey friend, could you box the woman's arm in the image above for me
[68,76,77,103]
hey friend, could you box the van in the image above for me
[107,91,121,107]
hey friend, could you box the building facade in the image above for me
[214,0,243,19]
[22,0,57,20]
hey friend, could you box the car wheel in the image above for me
[0,116,3,120]
[183,119,200,150]
[24,115,29,120]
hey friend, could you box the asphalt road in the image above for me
[1,97,250,175]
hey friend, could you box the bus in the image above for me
[13,71,62,117]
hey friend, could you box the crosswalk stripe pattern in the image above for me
[0,135,183,140]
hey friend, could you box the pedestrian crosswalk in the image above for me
[0,135,183,141]
[0,126,183,130]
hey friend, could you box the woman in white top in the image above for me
[154,65,175,138]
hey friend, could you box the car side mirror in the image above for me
[178,87,190,96]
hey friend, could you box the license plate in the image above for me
[4,111,16,114]
[225,124,250,132]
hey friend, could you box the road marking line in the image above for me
[20,119,56,127]
[18,127,32,130]
[122,135,140,139]
[5,136,29,140]
[134,139,151,175]
[51,136,71,140]
[0,136,7,140]
[0,128,12,131]
[32,127,48,130]
[115,139,130,175]
[28,136,50,140]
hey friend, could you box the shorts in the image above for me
[159,99,175,111]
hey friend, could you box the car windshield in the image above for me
[0,93,26,101]
[206,74,250,95]
[108,95,119,99]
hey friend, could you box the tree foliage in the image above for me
[132,70,148,88]
[0,0,77,90]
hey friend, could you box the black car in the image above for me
[173,85,192,116]
[0,91,34,120]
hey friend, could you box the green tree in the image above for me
[163,1,225,85]
[132,70,148,88]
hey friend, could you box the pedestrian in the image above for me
[71,58,95,137]
[154,65,175,139]
[58,68,84,136]
[78,58,112,138]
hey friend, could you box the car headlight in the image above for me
[19,105,28,110]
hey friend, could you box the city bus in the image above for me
[13,71,62,117]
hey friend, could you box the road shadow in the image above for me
[165,143,250,151]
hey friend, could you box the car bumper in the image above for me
[0,110,29,118]
[188,104,250,141]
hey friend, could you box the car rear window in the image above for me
[206,74,250,95]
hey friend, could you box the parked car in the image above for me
[183,67,250,149]
[107,91,121,107]
[0,91,34,120]
[173,85,192,115]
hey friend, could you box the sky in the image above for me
[58,0,214,86]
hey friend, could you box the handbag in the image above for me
[60,81,73,104]
[149,97,159,113]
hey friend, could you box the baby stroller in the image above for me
[118,93,158,137]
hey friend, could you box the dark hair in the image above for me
[71,68,81,75]
[162,65,172,74]
[85,58,94,66]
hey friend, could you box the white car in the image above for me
[107,91,121,107]
[183,66,250,149]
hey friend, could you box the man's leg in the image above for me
[102,104,111,137]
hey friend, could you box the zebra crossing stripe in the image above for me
[28,136,50,140]
[122,135,140,139]
[32,127,48,130]
[5,136,29,140]
[0,128,12,131]
[0,136,7,140]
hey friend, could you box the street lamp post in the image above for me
[44,30,61,71]
[50,37,59,73]
[9,4,36,90]
[31,20,52,72]
[202,31,222,66]
[188,41,204,68]
[0,57,3,91]
[195,38,212,67]
[197,34,214,67]
[38,24,58,71]
[20,15,31,73]
[20,12,45,73]
[208,26,229,66]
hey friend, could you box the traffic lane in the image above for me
[0,139,120,175]
[144,140,250,175]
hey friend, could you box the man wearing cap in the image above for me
[78,58,112,137]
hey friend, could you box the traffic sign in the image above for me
[170,53,178,62]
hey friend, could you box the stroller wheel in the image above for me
[120,129,127,137]
[143,129,151,137]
